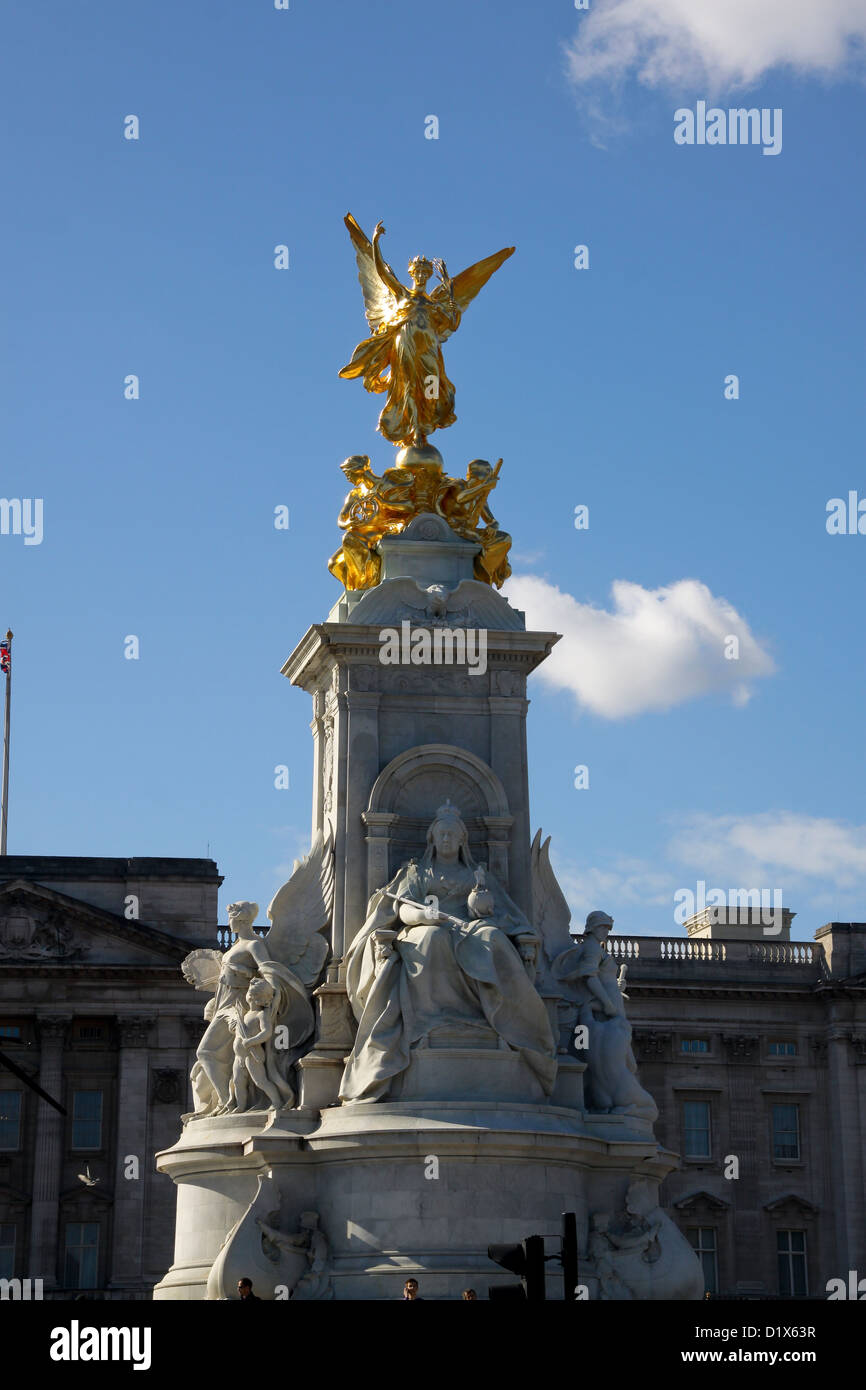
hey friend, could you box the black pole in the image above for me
[562,1211,578,1301]
[0,1047,67,1114]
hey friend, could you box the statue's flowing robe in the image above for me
[255,963,315,1105]
[340,861,556,1102]
[339,293,461,444]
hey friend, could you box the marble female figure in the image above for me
[340,804,556,1102]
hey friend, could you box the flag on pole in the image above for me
[0,641,9,675]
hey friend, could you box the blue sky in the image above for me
[2,1,864,940]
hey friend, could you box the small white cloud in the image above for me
[504,573,775,718]
[669,811,866,889]
[565,0,866,93]
[555,856,674,924]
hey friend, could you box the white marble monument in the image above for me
[154,501,703,1301]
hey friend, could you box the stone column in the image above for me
[108,1015,155,1289]
[28,1015,71,1285]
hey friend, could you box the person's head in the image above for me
[407,255,433,289]
[246,975,274,1009]
[341,454,372,486]
[227,901,259,938]
[237,1278,254,1299]
[428,802,469,863]
[582,909,614,941]
[625,1180,654,1219]
[462,1288,477,1300]
[466,459,493,481]
[403,1278,419,1300]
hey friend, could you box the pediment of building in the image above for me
[0,879,190,966]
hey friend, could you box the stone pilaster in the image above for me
[28,1015,70,1284]
[342,684,382,955]
[362,810,398,905]
[721,1034,761,1289]
[487,691,532,912]
[824,1021,864,1274]
[108,1015,155,1289]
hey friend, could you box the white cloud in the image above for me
[504,573,775,718]
[554,856,674,924]
[546,813,866,936]
[565,0,866,93]
[669,811,866,889]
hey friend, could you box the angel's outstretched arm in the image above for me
[371,222,406,300]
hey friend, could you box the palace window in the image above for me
[687,1227,718,1294]
[0,1224,15,1280]
[0,1091,22,1150]
[682,1100,711,1158]
[0,1025,21,1040]
[772,1103,800,1160]
[768,1041,797,1057]
[681,1039,710,1053]
[63,1223,99,1290]
[71,1090,103,1150]
[777,1230,808,1296]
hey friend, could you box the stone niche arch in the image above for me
[362,744,513,897]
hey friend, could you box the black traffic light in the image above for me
[561,1211,579,1301]
[487,1234,546,1301]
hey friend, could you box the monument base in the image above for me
[154,1100,701,1300]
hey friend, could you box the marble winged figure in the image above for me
[181,831,334,1117]
[339,213,514,448]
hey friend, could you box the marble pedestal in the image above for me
[153,1096,699,1300]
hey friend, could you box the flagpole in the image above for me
[1,629,12,855]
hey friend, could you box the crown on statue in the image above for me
[434,800,464,826]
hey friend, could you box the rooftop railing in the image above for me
[606,935,822,970]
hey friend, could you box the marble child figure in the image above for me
[227,968,296,1113]
[340,803,557,1102]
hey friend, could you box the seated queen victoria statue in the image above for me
[339,803,557,1103]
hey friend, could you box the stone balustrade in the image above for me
[605,934,825,977]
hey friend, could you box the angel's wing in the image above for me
[433,245,514,339]
[181,947,223,994]
[265,829,335,988]
[344,213,400,334]
[530,830,574,968]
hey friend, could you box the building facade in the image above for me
[1,853,863,1299]
[622,915,866,1298]
[0,856,220,1298]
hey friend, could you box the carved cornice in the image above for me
[764,1193,818,1216]
[673,1189,731,1214]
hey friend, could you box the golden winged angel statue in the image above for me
[339,214,514,449]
